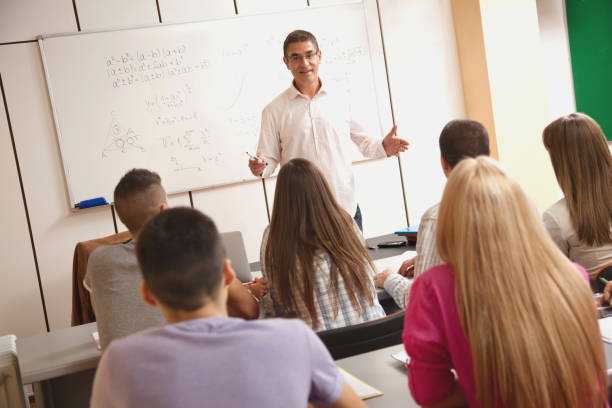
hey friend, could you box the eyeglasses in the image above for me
[287,51,319,63]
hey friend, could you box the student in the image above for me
[373,119,490,309]
[403,157,607,408]
[260,158,385,331]
[248,29,409,230]
[542,113,612,279]
[85,169,259,350]
[90,208,365,408]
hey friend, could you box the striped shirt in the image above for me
[260,227,385,331]
[384,203,444,309]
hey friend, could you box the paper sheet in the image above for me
[372,250,417,273]
[338,367,383,400]
[599,317,612,344]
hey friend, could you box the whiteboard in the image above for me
[39,1,384,206]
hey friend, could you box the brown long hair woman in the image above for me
[260,158,385,331]
[402,157,607,408]
[542,113,612,278]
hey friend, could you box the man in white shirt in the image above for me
[248,30,409,230]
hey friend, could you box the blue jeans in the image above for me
[354,204,363,232]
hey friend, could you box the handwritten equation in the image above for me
[104,44,210,88]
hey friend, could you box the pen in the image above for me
[600,276,609,287]
[246,152,268,165]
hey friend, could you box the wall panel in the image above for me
[192,181,268,262]
[0,44,115,331]
[379,0,465,224]
[0,83,47,337]
[236,0,306,14]
[536,0,575,121]
[157,0,235,24]
[0,0,76,44]
[75,0,159,31]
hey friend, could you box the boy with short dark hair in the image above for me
[374,120,490,308]
[85,169,259,350]
[90,207,365,408]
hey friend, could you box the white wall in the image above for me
[536,0,576,121]
[0,0,469,337]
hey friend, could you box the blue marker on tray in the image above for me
[75,197,108,209]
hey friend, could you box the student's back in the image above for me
[260,158,384,331]
[91,317,343,407]
[542,113,612,277]
[85,240,164,349]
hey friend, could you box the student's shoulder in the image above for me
[422,202,441,221]
[246,318,312,341]
[416,264,454,290]
[544,197,568,217]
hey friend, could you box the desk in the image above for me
[339,343,612,407]
[336,344,415,407]
[15,322,612,407]
[17,322,100,408]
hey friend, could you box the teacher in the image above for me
[248,30,409,230]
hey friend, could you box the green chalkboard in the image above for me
[565,0,612,141]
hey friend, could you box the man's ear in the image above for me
[440,156,452,177]
[283,56,290,69]
[140,281,158,307]
[223,258,236,286]
[160,200,169,212]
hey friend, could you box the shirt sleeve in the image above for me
[403,276,456,406]
[349,119,387,159]
[83,250,99,293]
[542,209,569,256]
[301,322,344,405]
[414,215,444,278]
[383,273,412,309]
[257,107,281,177]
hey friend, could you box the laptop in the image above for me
[220,231,252,283]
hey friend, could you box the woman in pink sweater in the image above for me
[403,157,607,408]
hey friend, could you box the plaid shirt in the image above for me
[383,203,444,309]
[260,228,385,332]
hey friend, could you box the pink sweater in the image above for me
[402,263,596,407]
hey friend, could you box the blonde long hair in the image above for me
[543,113,612,246]
[437,157,606,408]
[264,159,375,327]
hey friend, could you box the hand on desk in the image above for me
[600,281,612,306]
[247,277,268,299]
[374,269,394,288]
[398,257,416,278]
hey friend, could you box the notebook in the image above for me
[338,367,383,400]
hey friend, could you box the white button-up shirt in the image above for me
[257,81,387,215]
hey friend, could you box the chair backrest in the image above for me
[0,335,26,408]
[220,231,251,283]
[72,231,132,326]
[317,311,405,360]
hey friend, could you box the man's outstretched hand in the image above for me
[382,125,409,157]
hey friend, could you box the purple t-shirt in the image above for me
[90,317,344,407]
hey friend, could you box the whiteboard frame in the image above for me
[38,0,387,209]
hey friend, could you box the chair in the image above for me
[220,231,252,283]
[71,231,132,326]
[592,263,612,293]
[317,311,405,360]
[0,335,27,408]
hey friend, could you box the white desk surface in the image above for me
[336,344,417,407]
[16,322,100,384]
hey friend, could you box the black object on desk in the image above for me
[377,240,407,249]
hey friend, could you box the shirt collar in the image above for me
[288,78,328,99]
